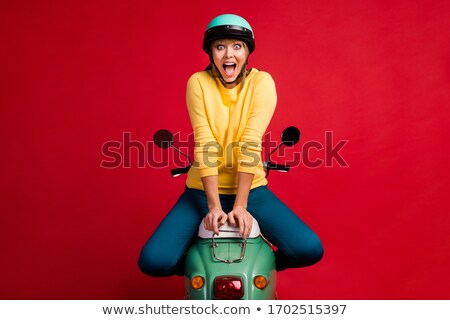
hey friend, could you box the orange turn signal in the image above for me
[254,275,268,289]
[191,276,205,289]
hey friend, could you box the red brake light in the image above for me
[213,276,244,299]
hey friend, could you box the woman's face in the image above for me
[211,39,249,86]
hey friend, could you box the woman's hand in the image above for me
[227,205,254,238]
[204,207,228,235]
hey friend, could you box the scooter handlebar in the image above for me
[266,162,290,172]
[170,165,191,177]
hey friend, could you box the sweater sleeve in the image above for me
[186,74,220,177]
[237,72,277,174]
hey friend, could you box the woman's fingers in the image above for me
[238,215,245,237]
[204,207,254,237]
[244,215,253,238]
[228,207,253,238]
[212,215,220,235]
[204,208,227,235]
[228,212,236,227]
[219,214,228,226]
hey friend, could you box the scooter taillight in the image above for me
[213,276,244,299]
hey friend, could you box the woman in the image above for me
[139,14,323,277]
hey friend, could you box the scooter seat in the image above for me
[198,217,262,239]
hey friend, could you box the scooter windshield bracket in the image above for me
[211,230,247,263]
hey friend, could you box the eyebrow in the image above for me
[213,39,244,45]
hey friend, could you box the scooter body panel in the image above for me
[184,236,277,299]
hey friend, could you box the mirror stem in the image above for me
[171,145,192,165]
[267,143,284,163]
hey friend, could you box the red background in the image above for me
[1,0,449,299]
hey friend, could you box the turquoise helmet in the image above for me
[203,14,255,54]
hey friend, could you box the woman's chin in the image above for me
[224,77,237,83]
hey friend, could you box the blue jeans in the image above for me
[138,186,324,276]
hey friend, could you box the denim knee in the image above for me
[277,235,324,270]
[138,248,180,277]
[295,235,324,267]
[303,238,324,266]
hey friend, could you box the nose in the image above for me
[224,46,233,58]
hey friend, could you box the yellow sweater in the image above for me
[185,68,277,194]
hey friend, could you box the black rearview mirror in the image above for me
[153,129,174,149]
[280,126,300,147]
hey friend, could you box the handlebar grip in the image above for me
[266,162,290,172]
[170,165,191,177]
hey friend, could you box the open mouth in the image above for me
[223,63,236,77]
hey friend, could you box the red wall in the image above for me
[1,0,449,299]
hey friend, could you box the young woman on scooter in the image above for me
[138,14,324,277]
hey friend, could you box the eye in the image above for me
[216,44,225,50]
[233,43,242,49]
